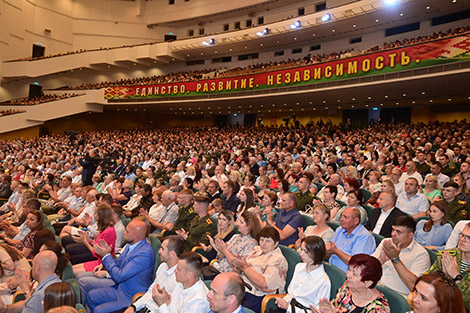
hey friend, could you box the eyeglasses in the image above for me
[458,233,470,241]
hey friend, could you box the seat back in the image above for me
[327,221,340,231]
[360,188,372,202]
[301,213,315,229]
[425,247,437,265]
[376,285,410,313]
[150,235,162,280]
[278,245,301,290]
[62,262,74,281]
[120,215,131,227]
[323,262,346,300]
[65,278,81,304]
[372,232,385,247]
[363,204,375,220]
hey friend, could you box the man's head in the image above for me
[430,162,442,175]
[297,177,311,193]
[442,181,459,202]
[416,151,426,163]
[329,174,342,186]
[460,162,469,174]
[141,184,152,197]
[391,168,402,183]
[160,235,184,265]
[377,192,396,212]
[177,189,193,207]
[207,272,245,313]
[391,215,416,247]
[340,207,360,233]
[124,219,148,245]
[438,154,450,167]
[161,190,175,206]
[363,160,373,170]
[32,250,58,282]
[222,181,235,197]
[193,195,210,216]
[207,180,219,196]
[404,178,419,196]
[86,189,98,203]
[280,192,296,211]
[23,198,41,215]
[60,176,72,189]
[175,252,203,286]
[405,161,416,174]
[458,223,470,253]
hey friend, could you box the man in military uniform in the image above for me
[176,194,216,251]
[439,154,458,178]
[442,181,468,223]
[166,189,196,234]
[295,174,317,212]
[415,151,430,176]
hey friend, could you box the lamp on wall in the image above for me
[44,28,51,35]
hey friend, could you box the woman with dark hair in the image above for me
[31,229,56,258]
[200,210,236,261]
[43,282,76,312]
[210,211,261,273]
[277,179,290,205]
[237,188,255,217]
[254,190,278,228]
[414,201,452,251]
[340,177,361,203]
[313,254,390,313]
[4,210,44,258]
[321,185,341,216]
[321,163,337,185]
[69,204,116,276]
[332,189,368,224]
[40,241,70,278]
[233,227,288,313]
[411,272,465,313]
[270,168,284,189]
[275,236,331,312]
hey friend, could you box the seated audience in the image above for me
[414,201,453,251]
[296,204,334,249]
[365,191,406,238]
[199,210,236,261]
[275,236,331,311]
[266,192,303,246]
[396,178,429,219]
[313,254,390,313]
[232,227,288,313]
[441,181,469,223]
[372,215,430,296]
[411,272,466,313]
[331,189,368,225]
[327,207,376,273]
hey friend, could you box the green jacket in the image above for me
[427,248,470,312]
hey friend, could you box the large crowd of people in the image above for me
[0,109,25,117]
[1,93,84,106]
[52,26,470,92]
[0,118,468,312]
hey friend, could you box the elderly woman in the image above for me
[232,227,288,313]
[411,272,466,313]
[275,236,331,312]
[313,254,390,313]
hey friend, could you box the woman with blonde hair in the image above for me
[422,175,442,203]
[229,170,242,194]
[200,210,236,261]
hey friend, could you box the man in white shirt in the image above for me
[396,178,429,219]
[426,162,450,188]
[152,252,209,313]
[124,236,184,313]
[400,161,423,185]
[372,215,430,297]
[390,168,404,196]
[207,272,247,313]
[445,220,470,249]
[59,189,98,239]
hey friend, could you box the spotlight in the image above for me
[383,0,397,5]
[209,38,215,45]
[290,21,301,29]
[321,13,331,22]
[256,28,270,36]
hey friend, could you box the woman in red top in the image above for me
[71,204,116,277]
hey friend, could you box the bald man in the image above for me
[85,219,155,313]
[0,250,61,313]
[207,272,246,313]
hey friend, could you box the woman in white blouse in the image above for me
[275,235,331,312]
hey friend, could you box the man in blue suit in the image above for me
[86,218,155,313]
[207,272,246,313]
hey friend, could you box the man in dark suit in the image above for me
[207,272,247,313]
[85,218,155,313]
[365,192,407,238]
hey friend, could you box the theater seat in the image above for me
[376,285,410,313]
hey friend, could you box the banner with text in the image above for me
[104,35,470,100]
